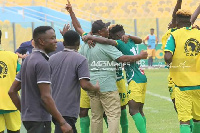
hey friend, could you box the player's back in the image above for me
[116,39,147,83]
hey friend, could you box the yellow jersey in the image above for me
[0,50,18,110]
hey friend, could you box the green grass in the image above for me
[8,68,180,133]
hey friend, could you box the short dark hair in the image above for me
[63,30,80,46]
[109,24,124,34]
[92,20,110,34]
[176,9,191,23]
[33,26,54,43]
[150,28,154,30]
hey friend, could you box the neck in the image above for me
[65,46,78,51]
[34,45,48,54]
[177,23,191,29]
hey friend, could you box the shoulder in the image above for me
[3,51,18,58]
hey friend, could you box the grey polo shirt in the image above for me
[49,48,90,118]
[16,49,51,121]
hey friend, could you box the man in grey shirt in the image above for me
[9,26,73,133]
[49,30,99,133]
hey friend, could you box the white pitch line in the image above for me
[146,91,171,102]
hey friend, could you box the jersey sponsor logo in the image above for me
[0,61,8,78]
[184,38,200,56]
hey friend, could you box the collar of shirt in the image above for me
[32,48,50,59]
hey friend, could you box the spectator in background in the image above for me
[0,30,21,133]
[143,28,158,67]
[15,39,34,60]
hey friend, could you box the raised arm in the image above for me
[191,4,200,25]
[116,50,148,63]
[82,35,117,46]
[66,0,84,36]
[171,0,182,28]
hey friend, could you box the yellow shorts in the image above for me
[175,88,200,122]
[0,111,21,132]
[80,79,128,108]
[127,80,147,103]
[80,88,91,109]
[147,49,156,58]
[116,79,128,106]
[168,75,175,100]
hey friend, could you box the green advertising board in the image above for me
[136,43,165,67]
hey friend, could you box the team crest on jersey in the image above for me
[184,38,200,56]
[0,61,8,78]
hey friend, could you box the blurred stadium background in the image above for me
[1,0,200,66]
[1,1,200,132]
[0,0,199,51]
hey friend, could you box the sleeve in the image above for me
[143,35,149,41]
[36,61,51,84]
[103,45,123,61]
[15,43,24,54]
[15,70,21,82]
[77,58,90,80]
[164,35,175,54]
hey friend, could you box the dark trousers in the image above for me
[23,121,51,133]
[52,116,77,133]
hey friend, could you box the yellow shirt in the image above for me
[161,28,177,50]
[0,50,18,110]
[169,27,200,87]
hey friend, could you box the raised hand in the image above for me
[121,35,129,43]
[66,0,72,13]
[60,24,71,36]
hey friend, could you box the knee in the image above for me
[79,108,89,118]
[129,108,139,116]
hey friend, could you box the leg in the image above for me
[128,100,146,133]
[116,79,129,133]
[0,114,6,133]
[4,111,21,133]
[139,103,146,127]
[120,105,128,133]
[103,112,108,128]
[88,91,104,133]
[171,98,177,112]
[7,130,20,133]
[175,88,192,133]
[79,108,90,133]
[191,90,200,133]
[23,121,51,133]
[101,91,121,133]
[128,81,147,133]
[80,88,91,133]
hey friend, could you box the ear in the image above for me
[38,38,44,46]
[98,30,102,35]
[63,41,67,46]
